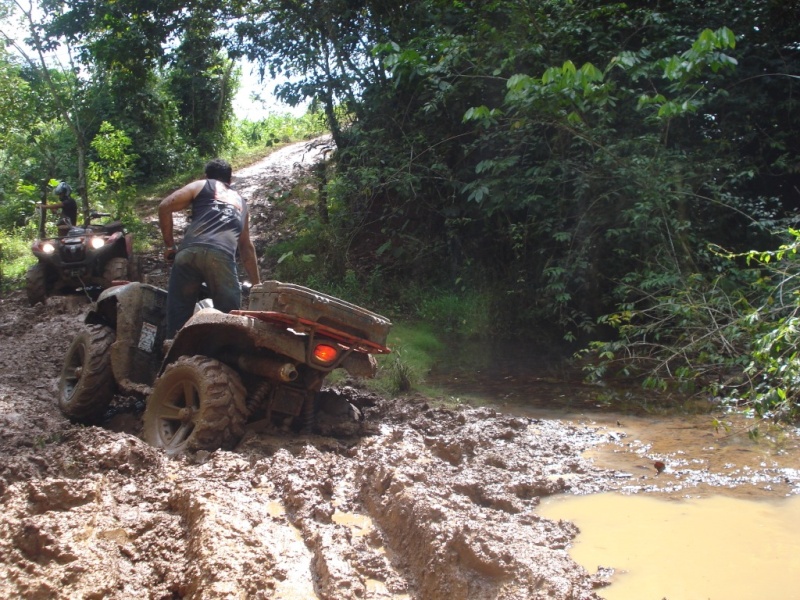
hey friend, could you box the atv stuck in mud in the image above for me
[26,211,139,306]
[57,280,392,454]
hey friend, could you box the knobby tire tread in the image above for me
[58,325,116,421]
[143,356,247,454]
[26,264,47,306]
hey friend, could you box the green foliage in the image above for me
[0,44,80,212]
[418,290,493,337]
[88,122,138,218]
[583,230,800,421]
[228,112,328,154]
[370,323,443,396]
[727,233,800,420]
[168,13,237,157]
[0,226,37,289]
[0,180,40,231]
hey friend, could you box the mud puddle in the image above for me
[536,414,800,600]
[428,340,800,599]
[538,493,800,600]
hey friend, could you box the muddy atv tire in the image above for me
[142,356,248,455]
[26,263,47,306]
[58,325,116,422]
[103,257,128,285]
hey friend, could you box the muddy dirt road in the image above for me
[0,300,617,600]
[1,140,797,600]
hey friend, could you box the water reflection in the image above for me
[426,337,703,415]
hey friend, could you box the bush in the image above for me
[418,290,493,338]
[582,230,800,421]
[0,227,37,290]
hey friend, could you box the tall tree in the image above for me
[232,0,406,149]
[43,0,239,176]
[3,0,94,220]
[168,11,237,156]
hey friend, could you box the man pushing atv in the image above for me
[158,158,261,340]
[57,158,392,454]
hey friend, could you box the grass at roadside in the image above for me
[0,228,38,287]
[373,322,443,395]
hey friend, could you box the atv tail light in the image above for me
[42,242,56,254]
[90,236,106,249]
[312,343,339,365]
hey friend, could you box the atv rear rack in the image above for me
[230,310,391,355]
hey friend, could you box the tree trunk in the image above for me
[315,161,329,224]
[76,140,89,225]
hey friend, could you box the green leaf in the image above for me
[507,74,535,93]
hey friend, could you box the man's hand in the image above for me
[165,246,177,264]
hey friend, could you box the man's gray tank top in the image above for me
[181,179,247,259]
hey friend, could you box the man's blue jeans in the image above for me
[166,245,241,338]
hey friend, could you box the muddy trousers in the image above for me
[166,245,241,338]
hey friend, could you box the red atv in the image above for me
[26,210,139,305]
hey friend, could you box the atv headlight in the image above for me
[42,242,56,254]
[90,236,106,249]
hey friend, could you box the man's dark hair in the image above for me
[205,158,233,184]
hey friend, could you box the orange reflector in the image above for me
[313,343,338,364]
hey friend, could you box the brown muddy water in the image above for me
[539,493,800,600]
[427,340,800,600]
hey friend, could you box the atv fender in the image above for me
[163,308,309,375]
[339,352,378,379]
[163,308,378,380]
[86,282,168,390]
[85,282,129,327]
[86,281,161,326]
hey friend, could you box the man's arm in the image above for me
[158,180,204,259]
[238,219,261,285]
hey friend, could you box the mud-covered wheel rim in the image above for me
[58,324,116,422]
[143,356,248,455]
[26,263,47,306]
[102,256,128,285]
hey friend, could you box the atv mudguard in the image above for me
[164,308,378,379]
[86,282,168,391]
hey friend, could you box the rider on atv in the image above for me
[41,181,78,236]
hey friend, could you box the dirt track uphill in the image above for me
[0,141,626,599]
